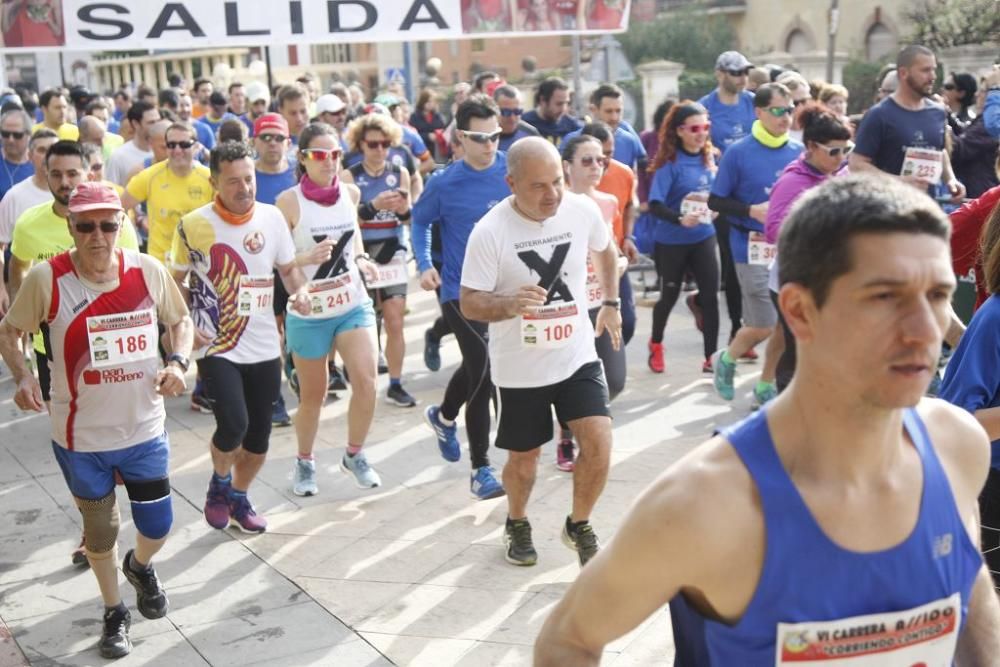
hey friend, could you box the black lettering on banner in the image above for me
[290,0,304,34]
[327,0,377,32]
[224,2,269,35]
[518,243,573,304]
[400,0,448,29]
[147,3,205,38]
[312,230,353,280]
[77,3,134,40]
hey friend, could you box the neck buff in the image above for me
[300,173,341,206]
[751,120,789,148]
[213,195,255,225]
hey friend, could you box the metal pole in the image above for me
[572,34,583,117]
[604,35,613,83]
[826,0,840,83]
[264,46,274,98]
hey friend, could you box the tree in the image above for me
[905,0,1000,50]
[618,6,735,71]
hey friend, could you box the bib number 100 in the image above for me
[544,323,573,342]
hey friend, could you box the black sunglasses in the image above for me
[166,140,196,150]
[74,221,120,234]
[499,108,524,117]
[257,133,287,143]
[942,82,956,91]
[1,130,26,140]
[726,68,750,77]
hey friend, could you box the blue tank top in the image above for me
[704,408,982,665]
[350,162,405,245]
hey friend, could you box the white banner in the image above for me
[0,0,630,51]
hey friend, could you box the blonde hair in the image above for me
[345,113,403,153]
[819,83,849,104]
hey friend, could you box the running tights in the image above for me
[651,237,720,360]
[439,300,492,469]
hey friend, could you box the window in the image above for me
[786,29,812,56]
[866,22,896,62]
[312,44,352,64]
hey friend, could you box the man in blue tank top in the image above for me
[534,174,1000,665]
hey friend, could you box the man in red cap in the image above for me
[0,181,194,659]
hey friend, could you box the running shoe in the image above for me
[424,329,442,372]
[190,388,213,414]
[504,517,537,566]
[562,517,600,567]
[686,293,704,332]
[328,364,348,392]
[424,405,460,462]
[293,458,318,496]
[204,476,231,529]
[121,549,169,619]
[272,393,292,427]
[386,384,417,407]
[471,466,505,500]
[228,494,267,533]
[712,350,736,401]
[556,439,575,472]
[751,382,778,411]
[377,352,389,375]
[648,340,665,374]
[702,357,713,374]
[99,606,132,659]
[741,347,759,361]
[682,278,697,292]
[341,451,381,488]
[71,533,88,567]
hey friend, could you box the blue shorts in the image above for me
[52,433,170,500]
[285,302,376,360]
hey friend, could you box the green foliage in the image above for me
[679,71,717,102]
[906,0,1000,49]
[841,58,889,115]
[618,6,736,71]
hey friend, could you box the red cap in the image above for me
[484,78,507,97]
[68,182,123,214]
[254,113,289,138]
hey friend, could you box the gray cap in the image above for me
[715,51,753,72]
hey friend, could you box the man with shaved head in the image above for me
[460,136,622,568]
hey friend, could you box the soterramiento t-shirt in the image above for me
[461,192,610,388]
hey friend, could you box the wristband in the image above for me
[359,202,377,221]
[601,299,621,309]
[625,235,637,243]
[166,353,190,373]
[355,253,372,263]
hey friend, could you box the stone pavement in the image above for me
[0,279,767,666]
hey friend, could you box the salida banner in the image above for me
[0,0,631,51]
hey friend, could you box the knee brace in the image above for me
[124,477,173,540]
[75,492,119,554]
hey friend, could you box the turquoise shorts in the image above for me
[285,302,376,360]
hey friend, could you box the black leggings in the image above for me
[770,290,796,391]
[429,259,453,341]
[713,215,743,338]
[440,300,492,469]
[652,237,720,360]
[197,356,282,454]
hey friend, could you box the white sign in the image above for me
[521,302,578,349]
[237,274,274,316]
[87,308,158,369]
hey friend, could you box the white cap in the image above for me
[316,94,346,114]
[245,81,270,105]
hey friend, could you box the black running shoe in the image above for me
[122,549,169,619]
[562,517,600,567]
[504,518,538,566]
[386,384,417,407]
[328,364,348,392]
[99,605,132,659]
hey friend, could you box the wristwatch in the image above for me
[355,252,372,263]
[166,353,190,373]
[601,299,621,309]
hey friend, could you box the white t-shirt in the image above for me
[106,140,152,186]
[170,202,296,364]
[0,178,51,244]
[461,192,611,388]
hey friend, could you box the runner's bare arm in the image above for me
[459,284,547,322]
[0,319,44,411]
[8,254,31,301]
[275,188,299,231]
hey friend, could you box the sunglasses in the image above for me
[680,122,712,133]
[499,108,524,117]
[74,221,120,234]
[462,129,502,144]
[726,69,750,77]
[815,141,855,158]
[767,106,795,117]
[1,130,26,140]
[302,148,342,161]
[166,140,196,150]
[577,155,609,168]
[257,133,287,143]
[364,140,392,150]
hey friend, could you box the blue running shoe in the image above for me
[471,466,505,500]
[424,405,460,462]
[272,393,292,427]
[712,350,736,401]
[424,329,442,372]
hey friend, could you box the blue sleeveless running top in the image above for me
[350,161,405,245]
[703,407,982,666]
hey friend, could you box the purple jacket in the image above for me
[765,155,847,243]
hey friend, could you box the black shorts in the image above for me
[495,360,611,452]
[273,269,289,317]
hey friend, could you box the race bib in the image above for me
[307,274,356,317]
[775,593,960,666]
[680,192,713,225]
[87,308,158,369]
[521,302,579,349]
[585,258,603,310]
[748,231,777,266]
[237,274,274,316]
[900,147,943,183]
[367,252,409,289]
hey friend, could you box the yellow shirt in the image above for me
[102,133,125,162]
[126,161,213,264]
[33,123,80,141]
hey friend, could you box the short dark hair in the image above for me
[158,88,180,109]
[194,78,212,92]
[651,99,676,134]
[589,83,623,108]
[210,140,253,176]
[39,88,64,109]
[84,99,109,115]
[277,84,307,108]
[45,139,88,169]
[136,85,156,102]
[167,73,183,88]
[455,94,499,131]
[535,77,569,106]
[473,71,499,92]
[492,84,520,102]
[797,102,851,145]
[29,127,58,148]
[561,134,601,162]
[779,174,950,308]
[754,83,791,108]
[950,72,978,107]
[217,118,248,144]
[897,45,935,69]
[228,82,245,95]
[113,89,131,102]
[579,121,612,144]
[127,100,157,125]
